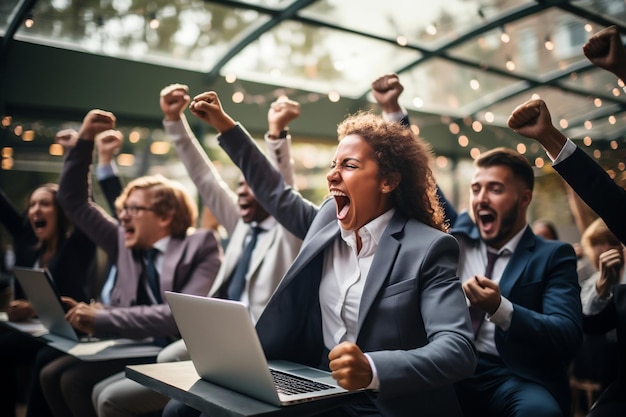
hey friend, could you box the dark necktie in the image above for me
[469,250,500,336]
[145,247,162,303]
[227,226,263,301]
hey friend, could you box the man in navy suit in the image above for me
[506,26,626,416]
[373,73,582,416]
[449,148,582,417]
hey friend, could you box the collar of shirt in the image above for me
[481,224,527,258]
[151,236,170,254]
[252,216,277,232]
[339,208,395,257]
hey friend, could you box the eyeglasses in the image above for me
[117,205,154,217]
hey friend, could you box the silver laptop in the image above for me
[12,267,165,361]
[13,267,86,341]
[164,291,354,406]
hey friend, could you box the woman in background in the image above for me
[0,184,96,417]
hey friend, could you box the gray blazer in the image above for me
[57,139,222,339]
[165,117,301,321]
[219,124,477,417]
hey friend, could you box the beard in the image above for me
[482,203,520,248]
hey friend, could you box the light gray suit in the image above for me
[216,124,477,417]
[93,117,302,417]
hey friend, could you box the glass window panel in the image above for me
[566,109,626,140]
[560,67,626,105]
[449,8,590,78]
[223,21,420,97]
[572,0,626,25]
[229,0,298,8]
[486,85,604,129]
[0,0,22,35]
[14,0,270,72]
[395,57,521,117]
[300,0,536,47]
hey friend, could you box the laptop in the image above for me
[13,267,86,342]
[164,291,355,406]
[10,267,164,361]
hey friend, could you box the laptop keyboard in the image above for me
[270,369,335,395]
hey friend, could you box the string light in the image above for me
[149,13,160,29]
[500,31,510,44]
[396,35,408,46]
[24,13,34,28]
[544,36,554,51]
[505,56,516,71]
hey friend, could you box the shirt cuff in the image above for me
[264,131,291,143]
[96,162,118,180]
[163,116,191,142]
[487,296,513,331]
[382,109,407,123]
[551,138,577,164]
[364,353,380,390]
[584,292,613,315]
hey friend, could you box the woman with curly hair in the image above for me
[162,91,476,417]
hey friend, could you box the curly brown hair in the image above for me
[115,175,197,238]
[336,111,447,232]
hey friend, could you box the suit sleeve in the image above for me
[264,134,296,189]
[218,124,318,240]
[368,233,477,398]
[57,140,120,259]
[503,243,582,359]
[554,146,626,245]
[98,175,123,218]
[165,117,240,234]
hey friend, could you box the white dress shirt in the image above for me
[456,226,526,356]
[319,208,395,390]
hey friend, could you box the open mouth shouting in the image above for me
[476,207,497,236]
[32,218,47,231]
[238,200,252,219]
[330,189,350,221]
[123,224,136,243]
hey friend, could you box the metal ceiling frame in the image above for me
[2,0,626,139]
[203,0,626,139]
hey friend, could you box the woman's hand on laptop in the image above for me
[328,342,373,390]
[62,296,98,335]
[7,299,35,322]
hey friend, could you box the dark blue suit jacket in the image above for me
[554,147,626,244]
[554,145,626,393]
[452,211,582,414]
[219,124,477,417]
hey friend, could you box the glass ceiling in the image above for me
[3,0,626,148]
